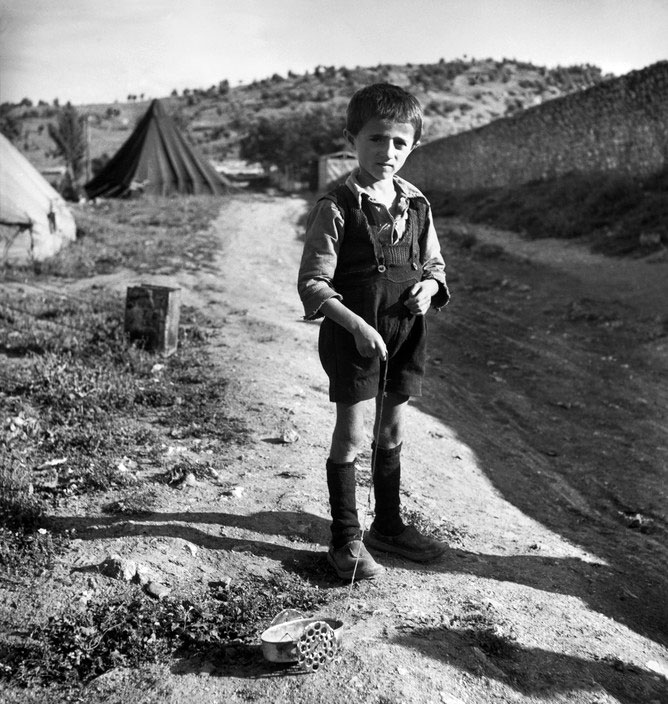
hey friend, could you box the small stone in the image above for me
[145,581,171,600]
[99,554,137,582]
[441,694,466,704]
[280,428,300,444]
[222,486,244,498]
[133,564,155,587]
[198,660,216,677]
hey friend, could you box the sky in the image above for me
[1,0,666,105]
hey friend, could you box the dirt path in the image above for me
[61,193,668,703]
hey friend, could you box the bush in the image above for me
[240,105,347,179]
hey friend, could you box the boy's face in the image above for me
[344,118,417,186]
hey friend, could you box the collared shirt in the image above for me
[298,169,449,320]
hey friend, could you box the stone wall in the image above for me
[401,62,668,192]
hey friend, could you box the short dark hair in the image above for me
[346,83,423,142]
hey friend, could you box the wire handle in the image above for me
[346,357,388,598]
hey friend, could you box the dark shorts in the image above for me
[318,315,427,404]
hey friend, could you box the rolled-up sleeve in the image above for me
[297,199,344,320]
[421,206,450,310]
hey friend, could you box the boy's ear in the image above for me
[411,140,421,151]
[343,129,356,149]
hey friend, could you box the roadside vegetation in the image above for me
[0,197,330,699]
[430,166,668,256]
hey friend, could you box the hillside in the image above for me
[1,58,606,173]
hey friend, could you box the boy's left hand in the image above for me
[405,280,438,316]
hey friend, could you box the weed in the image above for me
[400,507,469,547]
[0,452,43,529]
[102,486,161,515]
[0,570,331,687]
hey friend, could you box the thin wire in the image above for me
[346,356,388,603]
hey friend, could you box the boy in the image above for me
[297,84,450,580]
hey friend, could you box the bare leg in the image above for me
[329,400,367,463]
[373,391,409,449]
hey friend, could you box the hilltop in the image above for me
[2,58,605,172]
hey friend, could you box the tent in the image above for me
[85,99,229,198]
[317,151,357,191]
[0,134,77,264]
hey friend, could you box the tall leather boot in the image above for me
[371,442,405,536]
[326,458,384,580]
[366,443,446,562]
[326,458,360,548]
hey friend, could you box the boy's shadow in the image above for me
[374,547,668,647]
[393,625,668,704]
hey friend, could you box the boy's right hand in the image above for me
[319,298,387,360]
[353,323,387,360]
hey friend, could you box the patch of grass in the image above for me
[0,456,67,579]
[0,570,331,688]
[1,289,246,499]
[429,167,668,256]
[400,507,469,547]
[2,196,223,280]
[0,460,43,531]
[102,486,162,515]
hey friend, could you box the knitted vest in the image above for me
[321,184,428,282]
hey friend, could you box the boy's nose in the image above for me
[381,141,396,158]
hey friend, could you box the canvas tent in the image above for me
[317,151,357,191]
[85,99,229,198]
[0,134,77,264]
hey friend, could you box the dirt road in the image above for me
[76,192,668,703]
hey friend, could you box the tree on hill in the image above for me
[240,105,347,180]
[48,103,87,199]
[0,107,21,143]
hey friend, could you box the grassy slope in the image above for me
[5,59,604,169]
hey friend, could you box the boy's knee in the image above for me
[332,425,364,452]
[376,426,403,448]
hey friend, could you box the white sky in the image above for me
[1,0,666,105]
